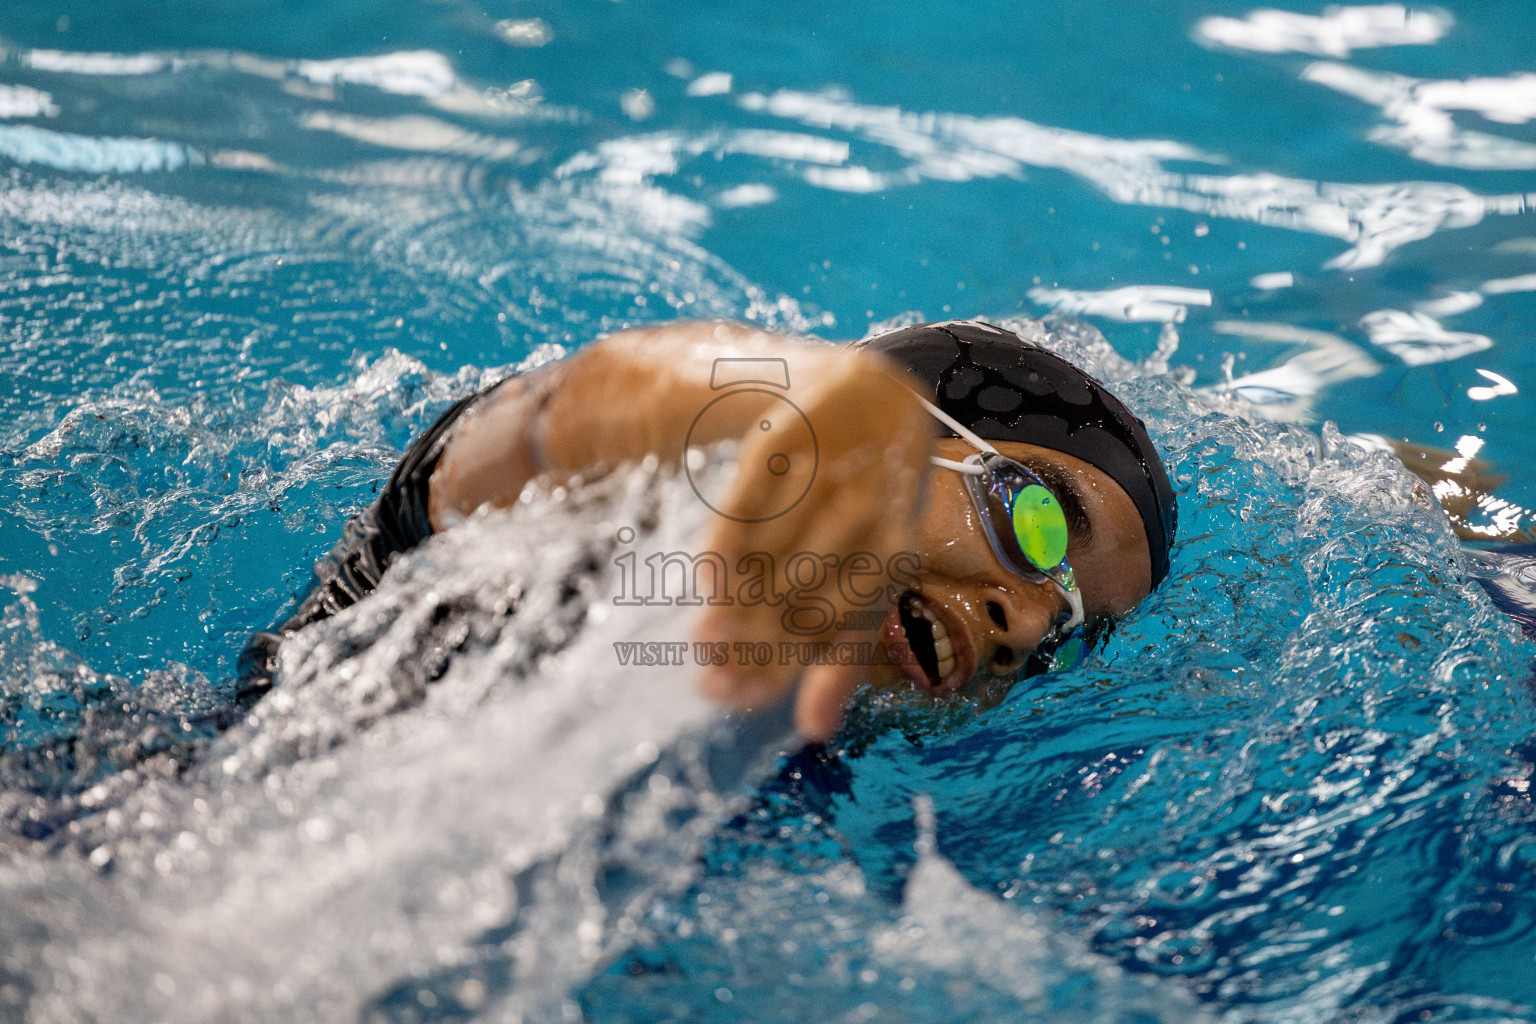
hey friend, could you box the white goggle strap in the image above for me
[930,455,985,476]
[912,394,998,458]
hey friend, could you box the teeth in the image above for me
[909,598,946,633]
[908,595,956,681]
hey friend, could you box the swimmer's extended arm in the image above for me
[429,321,801,527]
[427,319,935,740]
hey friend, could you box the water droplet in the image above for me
[1135,930,1214,974]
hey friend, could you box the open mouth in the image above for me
[884,590,973,692]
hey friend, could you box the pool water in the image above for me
[2,0,1536,1020]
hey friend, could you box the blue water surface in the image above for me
[3,0,1536,1021]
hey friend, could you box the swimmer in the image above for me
[1391,437,1536,642]
[241,319,1177,740]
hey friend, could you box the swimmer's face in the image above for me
[879,438,1154,694]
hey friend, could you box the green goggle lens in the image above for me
[1010,483,1070,570]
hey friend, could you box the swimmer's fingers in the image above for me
[698,634,866,743]
[795,659,865,743]
[695,597,829,715]
[699,662,781,714]
[692,504,903,714]
[694,354,929,725]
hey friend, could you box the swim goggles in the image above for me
[913,395,1085,636]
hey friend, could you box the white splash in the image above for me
[1304,63,1536,170]
[621,88,655,121]
[736,87,1529,269]
[873,843,1214,1023]
[429,79,554,121]
[16,44,553,126]
[297,51,457,98]
[0,175,201,236]
[715,183,778,209]
[1467,368,1518,401]
[1480,272,1536,295]
[741,87,1207,194]
[24,49,170,75]
[554,135,716,243]
[209,149,280,172]
[724,129,849,165]
[1,464,744,1023]
[1415,290,1484,316]
[1427,432,1487,478]
[1195,4,1451,57]
[555,129,852,234]
[0,85,59,119]
[1175,172,1508,271]
[300,111,522,160]
[496,18,553,47]
[1411,273,1536,317]
[1416,72,1536,124]
[1209,321,1382,421]
[1028,285,1211,323]
[687,72,734,97]
[1359,308,1494,366]
[803,164,888,192]
[0,123,198,174]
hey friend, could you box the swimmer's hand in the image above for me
[431,321,932,742]
[689,350,931,742]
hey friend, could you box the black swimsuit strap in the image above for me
[235,377,506,703]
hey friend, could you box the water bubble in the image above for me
[1441,901,1526,946]
[1144,865,1211,907]
[1135,931,1215,974]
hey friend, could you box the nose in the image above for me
[979,582,1066,674]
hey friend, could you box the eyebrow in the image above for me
[1016,457,1094,545]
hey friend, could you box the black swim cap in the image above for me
[860,319,1177,589]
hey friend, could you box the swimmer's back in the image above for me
[236,379,506,703]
